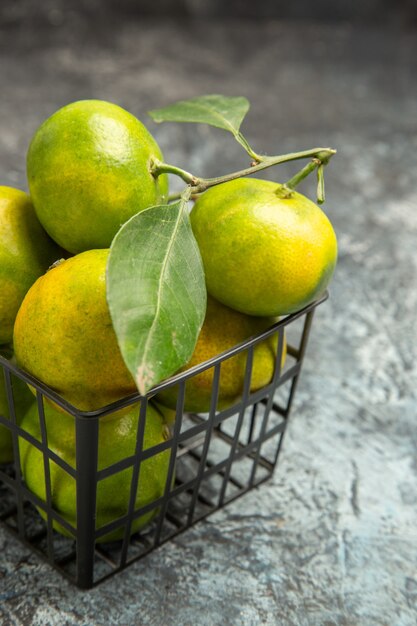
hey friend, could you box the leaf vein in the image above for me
[136,207,183,383]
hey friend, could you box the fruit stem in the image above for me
[152,147,336,196]
[151,159,197,185]
[167,191,183,202]
[285,159,321,190]
[317,164,326,205]
[284,150,334,203]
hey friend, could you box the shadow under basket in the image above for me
[0,293,327,589]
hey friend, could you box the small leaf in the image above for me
[149,94,253,153]
[107,196,207,396]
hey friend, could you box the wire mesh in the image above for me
[0,293,326,588]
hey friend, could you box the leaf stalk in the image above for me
[152,147,336,198]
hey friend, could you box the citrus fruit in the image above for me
[153,402,177,433]
[190,178,337,316]
[27,99,169,254]
[0,186,61,344]
[19,400,171,542]
[156,296,286,413]
[0,347,33,464]
[13,249,137,411]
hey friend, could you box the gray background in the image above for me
[1,0,417,24]
[0,3,416,625]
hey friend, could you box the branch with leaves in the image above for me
[149,95,335,203]
[107,94,336,396]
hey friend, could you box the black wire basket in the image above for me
[0,293,326,589]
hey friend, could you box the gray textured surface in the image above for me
[1,0,416,24]
[1,17,417,626]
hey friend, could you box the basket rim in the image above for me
[0,291,328,418]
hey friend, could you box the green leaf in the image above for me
[106,196,207,396]
[149,94,255,157]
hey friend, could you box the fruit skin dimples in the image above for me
[26,99,169,254]
[156,296,287,413]
[0,186,61,345]
[190,178,337,317]
[13,249,137,412]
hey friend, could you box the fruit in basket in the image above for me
[153,402,177,433]
[0,186,61,344]
[0,347,33,464]
[27,99,169,254]
[190,177,337,316]
[13,249,137,411]
[19,400,171,542]
[156,296,286,413]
